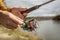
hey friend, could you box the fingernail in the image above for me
[20,22,24,24]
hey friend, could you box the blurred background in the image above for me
[0,0,60,40]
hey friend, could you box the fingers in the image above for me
[18,7,29,17]
[10,8,25,19]
[0,16,22,29]
[0,8,29,29]
[18,7,28,11]
[10,7,29,19]
[0,10,24,25]
[0,11,25,29]
[8,12,25,25]
[19,7,29,17]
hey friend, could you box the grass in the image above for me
[0,25,44,40]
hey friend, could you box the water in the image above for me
[34,20,60,40]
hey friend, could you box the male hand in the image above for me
[0,10,25,29]
[10,7,29,19]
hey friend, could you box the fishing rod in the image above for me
[21,0,55,14]
[20,0,55,31]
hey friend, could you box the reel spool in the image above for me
[21,19,39,31]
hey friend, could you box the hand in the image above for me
[0,10,25,29]
[10,7,29,19]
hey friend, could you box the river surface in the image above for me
[34,20,60,40]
